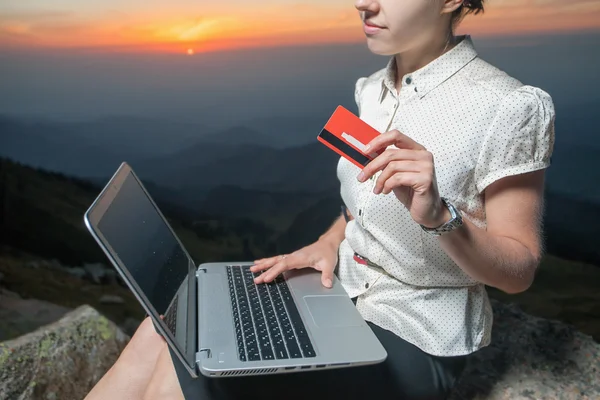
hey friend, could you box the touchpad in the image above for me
[304,295,363,328]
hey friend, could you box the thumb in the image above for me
[321,268,334,289]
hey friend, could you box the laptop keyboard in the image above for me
[226,265,316,362]
[164,295,178,335]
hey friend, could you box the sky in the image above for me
[1,0,600,53]
[1,1,599,205]
[0,1,598,128]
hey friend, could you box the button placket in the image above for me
[386,100,400,132]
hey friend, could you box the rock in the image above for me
[120,318,142,337]
[25,261,40,269]
[0,288,21,299]
[0,305,129,400]
[103,269,118,285]
[450,299,600,400]
[99,295,124,305]
[64,267,86,280]
[0,294,71,341]
[83,263,107,285]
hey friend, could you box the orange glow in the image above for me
[458,1,600,37]
[1,1,599,53]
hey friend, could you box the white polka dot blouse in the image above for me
[336,35,555,357]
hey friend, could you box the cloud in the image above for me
[0,22,31,36]
[1,1,599,51]
[0,10,73,20]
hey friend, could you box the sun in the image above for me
[187,48,194,55]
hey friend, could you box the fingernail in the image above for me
[324,279,332,288]
[373,187,381,194]
[357,172,365,182]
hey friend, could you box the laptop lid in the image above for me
[84,162,198,375]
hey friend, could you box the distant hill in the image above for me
[0,116,123,178]
[197,126,274,147]
[135,141,341,194]
[544,190,600,266]
[553,100,600,150]
[0,115,208,178]
[0,114,321,181]
[276,195,343,254]
[547,99,600,202]
[0,158,280,266]
[197,185,335,231]
[3,157,600,344]
[0,158,109,265]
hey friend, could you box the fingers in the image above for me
[252,254,297,284]
[381,172,421,195]
[358,148,421,182]
[251,254,287,273]
[364,129,425,154]
[373,160,422,194]
[320,267,334,289]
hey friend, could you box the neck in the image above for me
[394,31,457,92]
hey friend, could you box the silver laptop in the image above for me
[84,162,387,378]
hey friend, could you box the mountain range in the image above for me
[1,98,599,264]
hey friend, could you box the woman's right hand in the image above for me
[251,238,340,288]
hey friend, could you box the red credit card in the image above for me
[317,105,382,169]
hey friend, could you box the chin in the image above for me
[364,38,397,56]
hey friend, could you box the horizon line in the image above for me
[1,26,599,56]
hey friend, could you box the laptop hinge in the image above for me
[197,348,212,361]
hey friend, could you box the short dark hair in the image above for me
[452,0,485,28]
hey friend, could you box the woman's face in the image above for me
[354,0,455,55]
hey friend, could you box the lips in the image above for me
[363,20,384,35]
[364,20,384,29]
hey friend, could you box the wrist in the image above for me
[318,234,342,250]
[422,198,452,229]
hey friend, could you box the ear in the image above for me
[440,0,464,15]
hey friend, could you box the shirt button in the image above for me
[365,282,369,289]
[405,76,412,85]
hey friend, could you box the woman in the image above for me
[88,0,554,399]
[253,0,554,398]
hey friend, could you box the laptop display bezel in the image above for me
[83,162,198,376]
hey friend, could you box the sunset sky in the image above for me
[1,0,600,53]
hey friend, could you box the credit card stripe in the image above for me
[319,128,371,166]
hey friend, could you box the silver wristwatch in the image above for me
[420,197,463,236]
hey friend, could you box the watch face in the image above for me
[421,198,463,235]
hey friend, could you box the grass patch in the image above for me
[0,254,145,329]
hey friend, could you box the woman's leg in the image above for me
[171,321,467,400]
[86,317,172,400]
[367,322,467,400]
[142,342,185,400]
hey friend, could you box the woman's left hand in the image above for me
[357,129,450,228]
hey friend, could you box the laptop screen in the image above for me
[96,171,190,341]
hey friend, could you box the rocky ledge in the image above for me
[451,299,600,400]
[0,299,598,400]
[0,305,129,400]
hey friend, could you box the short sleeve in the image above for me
[354,76,367,116]
[474,85,555,193]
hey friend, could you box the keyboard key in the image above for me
[227,265,316,362]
